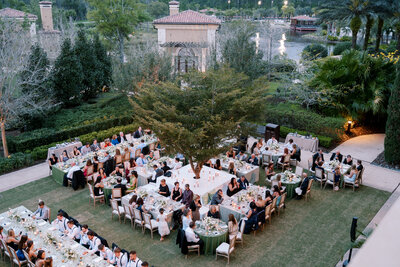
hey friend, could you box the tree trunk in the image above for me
[375,17,384,52]
[396,23,400,55]
[350,16,361,49]
[189,158,203,179]
[363,15,374,51]
[1,121,9,157]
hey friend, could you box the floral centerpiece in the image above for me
[7,209,21,222]
[44,233,57,245]
[64,248,77,260]
[202,217,222,232]
[328,160,340,169]
[269,143,280,151]
[104,176,118,187]
[137,188,148,198]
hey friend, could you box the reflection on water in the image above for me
[279,33,286,56]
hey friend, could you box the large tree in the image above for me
[131,67,266,178]
[384,64,400,164]
[93,34,112,91]
[88,0,149,63]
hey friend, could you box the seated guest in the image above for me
[52,212,69,232]
[104,138,112,147]
[35,250,46,267]
[280,148,290,164]
[266,135,278,148]
[146,151,155,162]
[83,160,93,177]
[295,173,310,199]
[211,189,224,205]
[250,142,259,156]
[185,222,204,254]
[190,194,202,222]
[312,149,325,171]
[48,154,58,170]
[92,156,99,172]
[26,240,37,263]
[6,229,19,250]
[128,171,138,189]
[83,231,101,255]
[135,153,148,167]
[61,150,69,162]
[136,197,148,214]
[204,159,213,168]
[228,161,236,175]
[214,159,222,170]
[137,139,147,151]
[356,160,363,172]
[182,184,194,207]
[333,166,341,191]
[65,220,81,241]
[16,235,28,260]
[173,158,183,170]
[272,185,282,207]
[98,244,113,262]
[236,151,247,161]
[271,174,282,191]
[344,164,358,184]
[264,191,273,205]
[161,161,171,175]
[80,225,90,248]
[265,163,275,180]
[100,152,111,163]
[95,168,107,181]
[171,182,183,201]
[228,214,238,241]
[66,162,81,181]
[133,127,144,139]
[238,175,249,190]
[247,154,259,166]
[149,165,163,184]
[285,138,296,151]
[110,247,128,267]
[255,195,266,212]
[81,143,91,155]
[158,179,171,197]
[111,135,119,145]
[330,151,343,162]
[72,146,81,157]
[128,195,137,209]
[114,177,127,196]
[226,147,236,158]
[315,161,325,179]
[207,205,221,219]
[290,144,299,160]
[111,165,124,177]
[117,132,125,143]
[182,209,192,231]
[127,250,143,267]
[91,139,100,152]
[244,202,258,234]
[32,200,50,221]
[227,178,240,197]
[93,176,104,197]
[257,138,264,150]
[343,155,353,166]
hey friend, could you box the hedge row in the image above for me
[26,123,139,161]
[280,126,333,148]
[8,115,134,153]
[264,104,345,139]
[0,153,34,175]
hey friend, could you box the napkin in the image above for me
[38,221,47,226]
[71,243,80,249]
[93,257,103,263]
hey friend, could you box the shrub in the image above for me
[333,42,360,55]
[340,36,351,42]
[321,30,327,36]
[327,35,339,41]
[0,153,34,175]
[280,126,333,148]
[302,44,328,61]
[320,23,328,30]
[270,57,297,72]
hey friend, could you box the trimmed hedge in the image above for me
[0,153,34,175]
[280,126,333,148]
[8,115,134,153]
[28,123,139,161]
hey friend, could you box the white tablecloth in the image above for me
[47,141,83,160]
[285,133,319,152]
[219,157,259,183]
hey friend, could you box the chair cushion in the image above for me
[216,242,229,254]
[236,232,242,240]
[187,245,199,249]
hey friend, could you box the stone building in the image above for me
[0,7,38,37]
[153,1,221,72]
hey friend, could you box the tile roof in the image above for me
[0,7,38,20]
[291,15,317,21]
[153,10,221,25]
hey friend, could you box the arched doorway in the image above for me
[176,48,198,73]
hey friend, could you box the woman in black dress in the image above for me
[48,154,58,170]
[214,159,222,170]
[226,177,240,197]
[93,176,104,197]
[171,182,182,201]
[158,179,170,197]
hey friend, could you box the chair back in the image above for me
[308,158,313,170]
[239,218,246,234]
[87,165,94,176]
[0,239,7,253]
[88,184,94,195]
[100,142,105,149]
[123,204,132,218]
[262,154,270,164]
[115,155,122,164]
[23,250,32,264]
[307,179,313,191]
[111,200,119,212]
[315,168,323,179]
[143,213,151,226]
[265,204,272,218]
[9,246,20,264]
[271,197,277,208]
[154,150,160,160]
[280,193,287,206]
[124,152,130,162]
[295,166,303,177]
[134,208,143,221]
[149,143,155,151]
[284,154,290,163]
[126,134,133,143]
[327,171,334,182]
[135,149,141,158]
[229,235,236,252]
[112,188,122,199]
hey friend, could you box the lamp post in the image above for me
[228,0,231,9]
[346,120,352,133]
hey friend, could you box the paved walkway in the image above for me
[0,162,49,193]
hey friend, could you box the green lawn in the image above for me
[0,173,390,267]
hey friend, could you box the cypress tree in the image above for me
[384,64,400,164]
[93,34,112,90]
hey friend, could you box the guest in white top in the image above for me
[65,220,81,241]
[127,250,142,267]
[285,139,296,151]
[51,212,69,232]
[228,214,239,241]
[110,247,128,267]
[80,224,90,247]
[185,221,204,253]
[266,136,278,148]
[135,153,148,167]
[173,158,183,170]
[157,208,170,241]
[182,209,192,231]
[236,151,247,161]
[32,200,50,221]
[83,231,101,255]
[67,162,81,179]
[98,244,113,262]
[81,143,91,155]
[137,140,147,151]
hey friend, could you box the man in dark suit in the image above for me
[296,173,310,199]
[133,127,144,139]
[247,154,259,166]
[312,149,325,170]
[330,151,343,162]
[113,178,127,196]
[148,165,163,184]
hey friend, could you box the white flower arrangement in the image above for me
[270,143,280,150]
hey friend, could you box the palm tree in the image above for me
[318,0,370,49]
[373,0,394,52]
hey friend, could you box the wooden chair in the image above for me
[277,192,287,215]
[0,239,10,262]
[135,149,141,158]
[270,196,278,216]
[97,162,104,170]
[358,168,364,185]
[315,168,326,188]
[100,142,105,149]
[289,158,297,167]
[264,204,272,226]
[111,188,122,202]
[262,154,271,167]
[308,158,315,174]
[149,143,155,151]
[23,250,35,267]
[111,200,125,223]
[9,246,27,267]
[305,179,314,201]
[216,236,236,264]
[123,204,134,228]
[186,244,200,259]
[133,208,145,232]
[143,213,158,239]
[123,152,130,162]
[323,171,335,190]
[234,218,245,247]
[295,166,303,177]
[154,150,160,160]
[88,184,105,207]
[277,155,290,171]
[344,171,360,191]
[115,155,123,165]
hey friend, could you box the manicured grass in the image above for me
[0,172,390,267]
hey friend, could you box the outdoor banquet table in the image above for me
[285,133,319,152]
[0,206,110,267]
[322,161,352,187]
[194,217,228,255]
[102,176,131,203]
[218,156,259,183]
[135,157,176,187]
[47,141,82,160]
[272,171,301,199]
[156,165,232,204]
